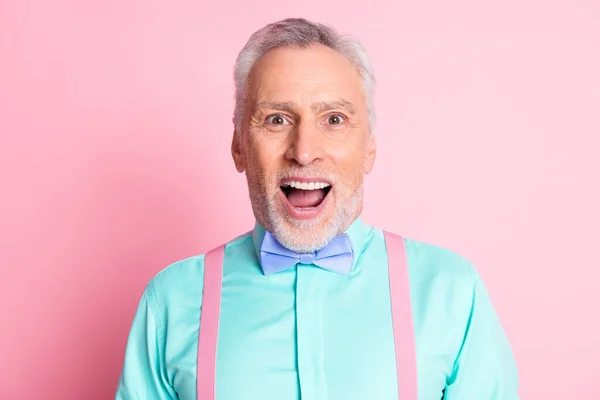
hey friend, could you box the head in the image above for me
[231,18,377,253]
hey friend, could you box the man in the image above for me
[116,18,518,400]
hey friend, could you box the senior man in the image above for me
[116,18,518,400]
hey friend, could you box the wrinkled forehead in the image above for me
[247,44,366,111]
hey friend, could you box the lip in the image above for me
[278,180,332,220]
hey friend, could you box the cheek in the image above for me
[246,137,284,181]
[251,143,277,170]
[334,158,369,191]
[329,145,367,172]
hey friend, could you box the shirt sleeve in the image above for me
[115,287,176,400]
[443,271,519,399]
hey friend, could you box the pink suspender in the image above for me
[384,231,419,400]
[196,245,225,400]
[196,232,417,400]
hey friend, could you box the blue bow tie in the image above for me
[259,231,355,275]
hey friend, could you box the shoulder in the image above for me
[397,237,483,322]
[379,233,480,307]
[402,237,477,282]
[143,231,253,314]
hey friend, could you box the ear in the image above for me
[364,133,377,174]
[231,130,246,173]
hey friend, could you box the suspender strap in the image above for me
[196,245,225,400]
[197,233,418,399]
[384,231,418,399]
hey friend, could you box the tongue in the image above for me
[286,188,327,208]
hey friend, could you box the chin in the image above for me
[255,181,361,253]
[267,203,342,253]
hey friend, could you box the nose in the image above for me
[285,122,324,166]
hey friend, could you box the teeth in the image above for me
[282,181,331,190]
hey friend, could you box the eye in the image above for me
[266,114,289,125]
[327,114,345,125]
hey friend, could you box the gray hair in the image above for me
[233,18,376,136]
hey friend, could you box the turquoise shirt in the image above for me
[116,218,518,399]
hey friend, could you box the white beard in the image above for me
[250,181,363,253]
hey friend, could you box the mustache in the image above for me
[274,167,336,183]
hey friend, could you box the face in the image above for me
[232,44,376,253]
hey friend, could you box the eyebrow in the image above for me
[255,101,299,114]
[312,100,356,115]
[254,99,356,115]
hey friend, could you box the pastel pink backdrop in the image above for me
[1,0,598,398]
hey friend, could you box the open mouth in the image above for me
[279,180,332,210]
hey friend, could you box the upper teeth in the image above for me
[282,181,330,190]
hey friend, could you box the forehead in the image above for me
[247,44,364,107]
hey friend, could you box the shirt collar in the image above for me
[251,216,372,273]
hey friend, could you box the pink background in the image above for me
[1,0,599,398]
